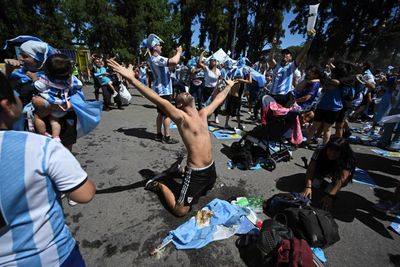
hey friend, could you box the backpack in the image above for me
[281,207,340,248]
[236,217,313,267]
[257,216,294,261]
[230,142,253,170]
[275,239,314,267]
[263,193,311,217]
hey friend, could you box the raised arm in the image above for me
[168,46,183,67]
[197,50,206,70]
[107,59,185,123]
[268,38,278,69]
[295,29,316,67]
[202,79,236,116]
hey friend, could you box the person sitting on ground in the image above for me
[107,58,236,217]
[0,71,96,266]
[302,137,356,210]
[32,54,81,141]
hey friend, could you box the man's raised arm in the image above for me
[202,79,236,117]
[107,59,184,122]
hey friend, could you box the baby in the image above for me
[33,54,80,141]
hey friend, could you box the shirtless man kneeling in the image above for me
[107,59,236,216]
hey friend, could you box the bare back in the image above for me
[176,109,213,168]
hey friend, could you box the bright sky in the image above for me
[191,10,304,53]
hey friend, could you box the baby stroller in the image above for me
[231,96,300,171]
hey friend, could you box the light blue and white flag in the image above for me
[160,199,247,250]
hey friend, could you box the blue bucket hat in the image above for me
[141,33,164,49]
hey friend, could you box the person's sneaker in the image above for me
[68,199,78,206]
[112,91,118,98]
[61,193,66,199]
[163,136,179,144]
[144,179,160,193]
[155,133,163,142]
[215,116,219,124]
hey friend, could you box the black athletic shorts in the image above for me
[314,108,340,125]
[157,95,173,115]
[226,95,241,116]
[177,162,217,206]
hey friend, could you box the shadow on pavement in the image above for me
[114,127,156,140]
[355,152,400,176]
[276,173,395,239]
[131,103,157,109]
[389,254,400,266]
[96,180,146,194]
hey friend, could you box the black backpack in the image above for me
[230,142,253,170]
[263,192,311,217]
[236,216,293,266]
[281,206,340,248]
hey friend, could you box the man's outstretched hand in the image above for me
[224,78,236,87]
[106,59,135,81]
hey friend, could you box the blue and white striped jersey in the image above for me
[149,55,173,96]
[0,131,88,266]
[34,75,83,105]
[270,62,296,95]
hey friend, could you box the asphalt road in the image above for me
[63,85,400,267]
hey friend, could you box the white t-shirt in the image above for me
[204,66,221,88]
[0,131,88,266]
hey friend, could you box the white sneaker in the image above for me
[61,193,66,199]
[68,199,78,206]
[112,91,118,98]
[215,116,219,124]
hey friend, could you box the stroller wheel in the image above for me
[264,158,276,172]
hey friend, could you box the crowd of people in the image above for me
[0,29,399,266]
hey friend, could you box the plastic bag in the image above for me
[119,84,132,105]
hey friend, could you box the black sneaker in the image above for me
[163,136,179,144]
[144,179,159,193]
[155,133,163,142]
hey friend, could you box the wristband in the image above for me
[305,186,312,189]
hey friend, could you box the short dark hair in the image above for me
[281,49,293,56]
[0,72,15,105]
[44,54,72,80]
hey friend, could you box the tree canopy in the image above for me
[0,0,398,67]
